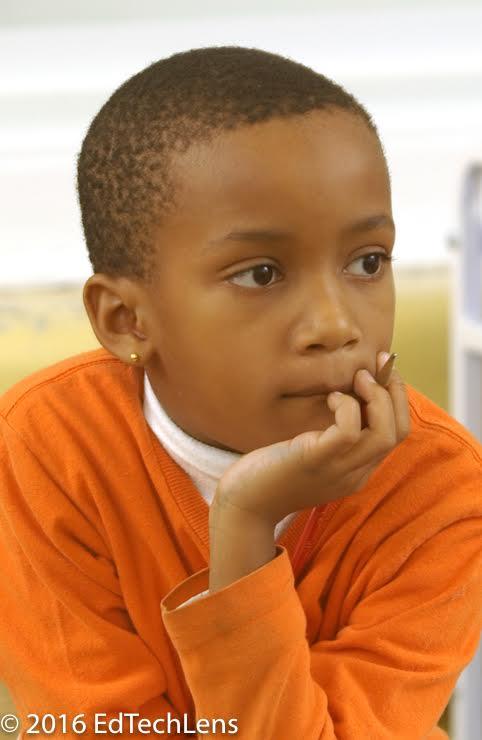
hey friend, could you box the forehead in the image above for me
[164,110,391,239]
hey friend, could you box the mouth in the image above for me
[283,389,364,406]
[283,382,354,398]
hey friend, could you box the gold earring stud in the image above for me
[130,353,140,363]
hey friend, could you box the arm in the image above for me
[174,501,276,607]
[208,496,277,594]
[162,517,482,740]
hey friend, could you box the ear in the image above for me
[82,274,151,365]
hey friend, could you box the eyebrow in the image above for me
[207,213,395,248]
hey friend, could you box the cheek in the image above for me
[360,282,395,322]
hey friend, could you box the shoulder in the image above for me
[1,347,126,417]
[405,382,482,471]
[0,347,147,463]
[403,383,482,525]
[0,347,142,423]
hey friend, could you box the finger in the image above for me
[321,393,362,450]
[376,354,411,442]
[289,393,361,474]
[345,367,397,469]
[357,352,397,430]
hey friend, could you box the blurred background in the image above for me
[1,1,481,738]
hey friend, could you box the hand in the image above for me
[213,352,411,527]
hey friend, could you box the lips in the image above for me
[284,381,354,397]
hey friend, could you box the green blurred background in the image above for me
[0,265,454,736]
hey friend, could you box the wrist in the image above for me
[209,498,277,593]
[211,485,278,529]
[209,497,276,539]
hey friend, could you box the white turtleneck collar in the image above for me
[143,371,298,540]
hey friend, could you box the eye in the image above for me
[227,253,395,290]
[228,264,281,289]
[348,252,394,278]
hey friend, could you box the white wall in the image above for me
[1,1,481,286]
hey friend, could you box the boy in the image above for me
[0,46,481,739]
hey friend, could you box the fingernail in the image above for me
[361,369,376,383]
[380,351,391,364]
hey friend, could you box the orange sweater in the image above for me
[0,347,481,739]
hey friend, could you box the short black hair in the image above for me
[77,45,386,286]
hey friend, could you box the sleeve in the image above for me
[161,488,482,738]
[0,415,194,739]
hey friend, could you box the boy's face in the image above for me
[132,110,395,454]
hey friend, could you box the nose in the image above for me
[292,277,362,352]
